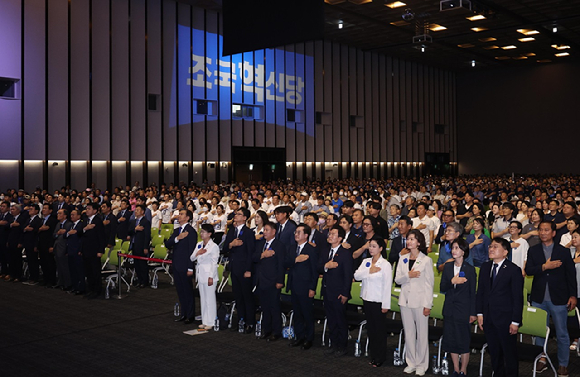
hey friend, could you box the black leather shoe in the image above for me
[324,347,337,356]
[244,325,254,334]
[87,292,99,300]
[184,317,195,324]
[289,338,304,347]
[75,291,85,295]
[259,332,272,340]
[174,316,186,322]
[372,361,384,368]
[301,340,312,350]
[268,334,282,342]
[333,348,348,358]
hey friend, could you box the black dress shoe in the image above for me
[174,316,186,322]
[87,292,99,300]
[324,347,337,356]
[259,332,272,340]
[289,338,304,347]
[244,325,254,334]
[75,291,85,295]
[372,361,384,368]
[184,317,195,324]
[138,284,147,288]
[62,286,72,292]
[301,340,312,350]
[333,348,348,358]
[268,334,282,342]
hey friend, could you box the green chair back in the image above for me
[101,247,110,265]
[217,264,225,285]
[281,274,291,295]
[161,223,174,232]
[160,228,173,240]
[391,287,402,313]
[114,238,123,250]
[314,277,323,300]
[348,281,363,306]
[151,234,165,247]
[428,252,439,263]
[151,227,159,238]
[434,275,441,293]
[109,249,121,267]
[153,244,168,259]
[524,276,533,295]
[430,293,445,320]
[519,306,548,338]
[121,241,130,253]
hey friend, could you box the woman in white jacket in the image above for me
[354,236,392,368]
[190,224,220,330]
[395,229,434,376]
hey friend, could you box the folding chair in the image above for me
[345,281,367,357]
[150,244,172,288]
[518,306,557,377]
[428,293,446,369]
[103,249,131,299]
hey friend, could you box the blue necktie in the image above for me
[491,263,498,285]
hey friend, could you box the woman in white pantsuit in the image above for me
[395,229,434,376]
[190,224,220,330]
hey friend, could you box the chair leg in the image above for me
[479,345,487,377]
[365,336,369,357]
[322,318,327,346]
[437,338,443,368]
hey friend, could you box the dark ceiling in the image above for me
[184,0,580,71]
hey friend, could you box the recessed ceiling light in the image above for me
[478,37,496,42]
[552,26,558,33]
[495,56,511,60]
[390,20,409,26]
[555,52,570,57]
[512,56,528,60]
[338,20,343,29]
[429,24,447,31]
[525,52,536,56]
[471,27,488,32]
[501,45,517,50]
[483,45,499,50]
[458,43,475,48]
[466,15,486,21]
[537,59,551,63]
[518,37,535,42]
[517,29,539,35]
[349,0,372,4]
[385,1,406,8]
[551,44,570,50]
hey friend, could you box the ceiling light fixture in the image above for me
[517,29,539,35]
[478,37,496,42]
[338,20,343,29]
[385,1,406,8]
[551,44,570,50]
[495,56,511,60]
[501,45,517,50]
[458,43,475,48]
[552,26,558,33]
[471,27,488,32]
[537,59,551,63]
[518,37,535,42]
[471,60,476,67]
[466,14,486,21]
[555,52,570,57]
[483,45,499,50]
[429,24,447,31]
[421,45,425,53]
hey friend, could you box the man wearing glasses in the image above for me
[434,210,456,246]
[436,222,474,273]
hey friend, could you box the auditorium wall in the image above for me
[0,0,456,192]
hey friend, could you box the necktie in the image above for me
[235,227,239,238]
[329,248,336,260]
[136,218,140,227]
[179,226,183,234]
[264,242,270,252]
[61,223,64,229]
[491,263,498,285]
[402,237,406,248]
[296,244,301,256]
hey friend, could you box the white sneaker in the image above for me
[416,369,426,376]
[570,341,578,351]
[195,315,202,321]
[404,366,416,374]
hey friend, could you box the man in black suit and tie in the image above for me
[116,199,132,241]
[253,222,285,341]
[22,204,42,285]
[66,209,85,294]
[128,204,152,288]
[224,208,257,333]
[304,212,329,259]
[53,194,70,215]
[476,237,524,377]
[101,201,118,251]
[275,206,297,255]
[165,209,197,324]
[81,202,106,299]
[389,215,413,266]
[525,221,577,377]
[286,223,318,350]
[53,209,72,290]
[37,203,58,287]
[0,201,14,278]
[322,225,354,357]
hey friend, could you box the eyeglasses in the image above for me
[443,214,453,217]
[362,223,372,227]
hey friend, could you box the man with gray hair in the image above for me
[436,221,474,272]
[6,203,29,282]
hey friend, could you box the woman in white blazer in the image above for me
[354,236,392,368]
[395,229,434,376]
[190,224,220,330]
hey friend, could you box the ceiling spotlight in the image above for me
[402,8,415,21]
[471,60,476,67]
[338,20,343,29]
[385,1,406,8]
[421,45,425,53]
[552,26,558,33]
[466,14,486,21]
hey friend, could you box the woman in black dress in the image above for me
[440,238,477,377]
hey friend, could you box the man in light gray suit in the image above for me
[52,208,72,291]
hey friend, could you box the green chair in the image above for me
[151,234,165,248]
[150,244,172,288]
[386,286,405,357]
[160,227,173,240]
[524,275,533,295]
[113,238,123,250]
[121,241,130,254]
[347,281,363,306]
[428,293,446,369]
[346,281,367,357]
[103,247,131,299]
[161,223,174,232]
[428,252,439,264]
[517,306,557,377]
[433,275,441,293]
[100,247,111,270]
[150,227,159,238]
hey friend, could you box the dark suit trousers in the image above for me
[174,270,195,319]
[484,319,518,377]
[8,245,23,279]
[84,255,102,294]
[291,291,315,341]
[0,243,8,275]
[324,295,348,350]
[364,300,388,363]
[25,248,40,281]
[259,285,282,335]
[231,272,256,325]
[39,247,56,285]
[133,250,150,285]
[68,254,85,292]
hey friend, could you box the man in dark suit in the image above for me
[37,203,58,287]
[389,215,413,266]
[286,223,318,350]
[476,237,524,377]
[53,208,72,290]
[275,206,297,255]
[224,207,256,333]
[0,201,14,278]
[81,202,106,299]
[165,209,197,324]
[253,222,285,341]
[53,194,71,215]
[116,199,132,241]
[21,204,42,284]
[128,204,152,288]
[66,209,85,294]
[303,212,329,259]
[100,201,118,251]
[525,221,577,376]
[321,225,354,357]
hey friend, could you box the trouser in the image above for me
[199,281,217,326]
[259,285,282,335]
[174,271,195,319]
[324,295,348,350]
[401,306,430,372]
[291,291,314,341]
[532,300,570,367]
[25,248,40,281]
[83,255,102,294]
[68,254,85,292]
[55,246,71,287]
[0,243,8,275]
[232,272,256,325]
[483,319,518,377]
[39,247,57,285]
[133,252,149,285]
[8,245,23,279]
[364,300,388,363]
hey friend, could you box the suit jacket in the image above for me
[37,214,58,250]
[53,220,73,254]
[476,259,523,326]
[440,261,477,322]
[253,238,285,289]
[224,224,256,276]
[53,202,71,214]
[309,229,330,265]
[66,220,85,255]
[128,217,151,254]
[394,252,434,309]
[165,224,197,273]
[102,213,118,247]
[0,211,14,245]
[525,243,577,306]
[191,239,220,282]
[321,245,354,299]
[276,220,297,255]
[388,235,405,265]
[286,242,318,295]
[22,215,43,251]
[116,209,132,240]
[81,215,106,257]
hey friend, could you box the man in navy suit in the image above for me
[21,204,43,284]
[37,203,58,287]
[286,223,318,350]
[165,209,197,324]
[128,204,152,288]
[303,212,329,258]
[388,215,413,265]
[253,222,285,341]
[81,202,106,299]
[322,225,354,357]
[66,209,85,294]
[476,237,524,377]
[0,201,14,278]
[224,208,256,333]
[116,199,132,241]
[100,201,118,251]
[525,221,577,377]
[275,206,297,255]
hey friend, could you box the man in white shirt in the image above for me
[412,203,436,252]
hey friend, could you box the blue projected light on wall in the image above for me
[169,25,313,136]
